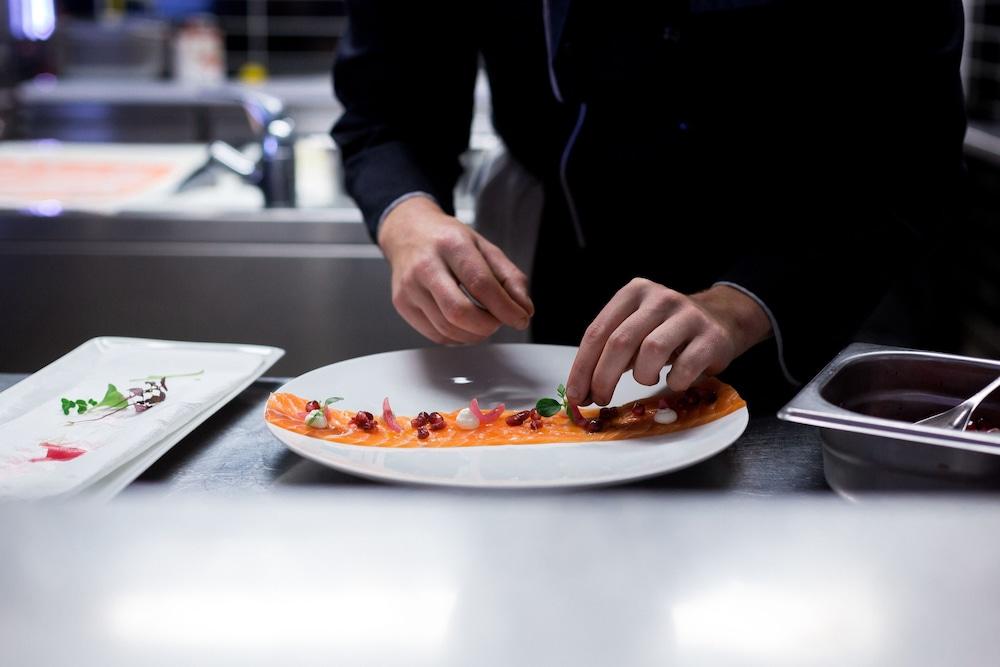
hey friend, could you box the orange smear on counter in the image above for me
[265,378,745,448]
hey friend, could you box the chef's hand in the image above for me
[379,196,534,344]
[565,279,772,406]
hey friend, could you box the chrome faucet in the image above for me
[205,88,297,208]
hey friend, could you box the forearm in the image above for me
[330,0,478,240]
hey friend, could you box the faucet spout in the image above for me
[201,86,297,208]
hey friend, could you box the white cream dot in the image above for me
[455,407,480,430]
[654,408,678,425]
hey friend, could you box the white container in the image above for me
[172,16,226,85]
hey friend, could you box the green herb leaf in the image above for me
[60,398,74,415]
[96,384,127,410]
[323,396,344,406]
[535,398,562,417]
[88,399,97,406]
[556,384,566,398]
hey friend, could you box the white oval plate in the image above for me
[266,344,748,489]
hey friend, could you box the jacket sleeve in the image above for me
[331,0,479,240]
[715,1,967,383]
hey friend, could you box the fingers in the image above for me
[477,238,535,318]
[394,298,457,345]
[588,309,666,405]
[666,338,717,392]
[566,278,743,405]
[410,287,493,344]
[666,325,733,392]
[631,313,702,386]
[443,237,530,330]
[384,209,534,343]
[424,270,504,338]
[395,247,502,338]
[565,279,649,405]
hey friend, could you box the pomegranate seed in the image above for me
[506,410,531,426]
[631,402,645,417]
[411,412,429,428]
[585,419,603,433]
[678,390,699,409]
[305,400,321,412]
[702,390,718,404]
[657,397,671,410]
[599,407,618,421]
[351,411,377,430]
[530,418,542,430]
[428,412,446,431]
[529,409,541,421]
[417,426,429,439]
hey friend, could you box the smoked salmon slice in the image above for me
[265,377,746,448]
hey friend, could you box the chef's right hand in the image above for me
[378,196,534,344]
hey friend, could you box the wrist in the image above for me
[692,284,773,355]
[378,195,445,259]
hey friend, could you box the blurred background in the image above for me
[0,0,996,376]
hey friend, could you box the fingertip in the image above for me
[518,292,535,316]
[666,372,690,393]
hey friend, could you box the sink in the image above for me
[5,79,351,213]
[5,77,482,216]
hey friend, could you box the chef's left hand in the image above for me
[565,280,772,406]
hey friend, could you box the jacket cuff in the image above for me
[713,280,800,387]
[341,141,454,240]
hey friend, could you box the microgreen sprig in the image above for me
[535,383,571,418]
[60,384,128,416]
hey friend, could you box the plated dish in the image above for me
[0,337,284,500]
[265,344,750,489]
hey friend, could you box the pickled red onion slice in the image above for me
[470,398,505,424]
[382,397,402,433]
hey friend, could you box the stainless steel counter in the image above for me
[3,491,1000,666]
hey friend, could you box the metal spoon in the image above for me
[916,374,1000,430]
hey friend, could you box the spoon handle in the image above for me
[967,375,1000,407]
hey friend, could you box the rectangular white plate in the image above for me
[0,337,283,501]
